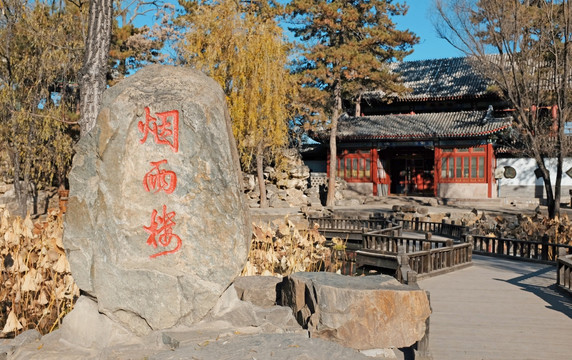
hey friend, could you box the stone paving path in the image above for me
[419,255,572,360]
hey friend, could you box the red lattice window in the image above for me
[438,146,487,183]
[336,151,372,182]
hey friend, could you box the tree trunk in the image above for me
[8,148,26,218]
[326,81,342,207]
[355,93,361,117]
[256,141,268,208]
[537,160,556,218]
[553,0,570,220]
[79,0,113,136]
[21,154,31,217]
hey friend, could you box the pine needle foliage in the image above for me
[285,0,418,206]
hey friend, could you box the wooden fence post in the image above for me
[557,258,562,287]
[446,239,454,266]
[542,235,549,261]
[421,242,432,273]
[496,238,503,255]
[466,235,473,261]
[415,291,431,359]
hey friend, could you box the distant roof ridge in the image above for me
[390,55,472,66]
[315,109,513,142]
[367,56,493,101]
[355,109,487,119]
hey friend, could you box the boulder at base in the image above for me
[281,272,431,350]
[63,65,251,335]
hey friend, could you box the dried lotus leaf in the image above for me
[13,290,21,304]
[12,254,29,273]
[21,269,40,292]
[37,291,49,305]
[0,209,10,232]
[46,249,60,262]
[261,269,273,276]
[2,311,23,334]
[52,256,69,273]
[4,229,19,247]
[23,215,35,238]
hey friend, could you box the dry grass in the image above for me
[474,212,572,245]
[0,208,79,338]
[242,218,340,276]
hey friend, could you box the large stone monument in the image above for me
[63,65,251,335]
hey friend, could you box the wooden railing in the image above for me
[309,217,390,232]
[406,243,473,279]
[470,235,572,263]
[311,215,572,293]
[557,254,572,296]
[397,218,469,238]
[311,216,468,238]
[311,215,472,283]
[363,232,450,254]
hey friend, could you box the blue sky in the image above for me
[398,0,463,61]
[137,0,462,62]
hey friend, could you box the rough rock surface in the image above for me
[152,333,371,360]
[62,65,251,334]
[3,287,395,360]
[7,296,148,360]
[281,272,431,350]
[233,276,281,308]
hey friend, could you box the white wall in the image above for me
[496,158,572,199]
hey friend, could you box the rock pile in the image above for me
[243,149,325,210]
[471,212,572,244]
[3,273,431,359]
[0,182,59,217]
[281,272,431,350]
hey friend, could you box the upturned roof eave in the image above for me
[312,123,512,143]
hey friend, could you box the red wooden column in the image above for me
[486,143,494,198]
[434,147,441,197]
[372,149,379,196]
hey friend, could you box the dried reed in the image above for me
[0,208,79,338]
[242,218,339,277]
[475,212,572,245]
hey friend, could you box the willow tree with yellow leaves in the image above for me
[177,0,295,207]
[0,1,85,217]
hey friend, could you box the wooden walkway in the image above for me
[419,255,572,360]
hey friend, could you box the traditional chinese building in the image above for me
[308,57,515,199]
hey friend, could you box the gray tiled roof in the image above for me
[366,57,493,100]
[332,110,511,141]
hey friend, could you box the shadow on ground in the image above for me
[494,265,572,319]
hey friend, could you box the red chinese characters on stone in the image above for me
[138,107,179,153]
[143,205,182,259]
[139,106,182,258]
[143,160,177,194]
